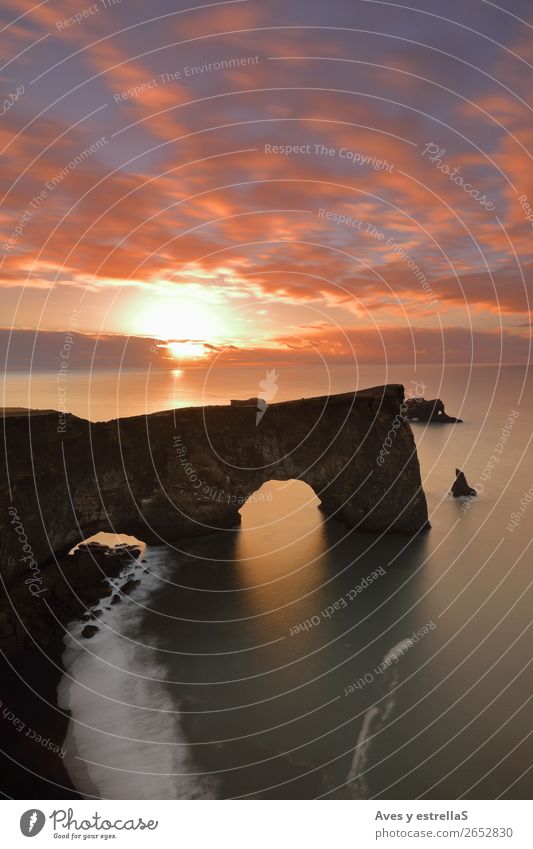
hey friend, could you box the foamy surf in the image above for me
[58,546,216,799]
[346,638,409,799]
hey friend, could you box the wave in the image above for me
[58,547,216,799]
[346,638,409,799]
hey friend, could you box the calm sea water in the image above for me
[2,362,510,422]
[9,364,531,799]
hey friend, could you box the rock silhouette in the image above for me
[1,385,429,589]
[405,398,462,423]
[451,468,477,498]
[0,385,430,656]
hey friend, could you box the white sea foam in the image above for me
[58,547,215,799]
[346,638,406,799]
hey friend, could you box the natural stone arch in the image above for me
[1,384,428,583]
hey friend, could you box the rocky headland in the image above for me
[0,383,429,795]
[1,383,430,651]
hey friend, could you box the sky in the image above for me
[0,0,532,370]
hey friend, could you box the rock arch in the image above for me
[1,384,428,582]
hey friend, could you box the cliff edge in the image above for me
[1,384,429,586]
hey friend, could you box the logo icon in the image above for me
[256,369,279,424]
[20,810,46,837]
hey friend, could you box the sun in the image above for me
[138,293,220,340]
[129,287,229,359]
[166,340,207,360]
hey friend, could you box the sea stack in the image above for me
[405,398,462,423]
[451,468,477,498]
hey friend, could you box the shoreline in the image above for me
[0,638,78,798]
[0,543,144,799]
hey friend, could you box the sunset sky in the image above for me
[1,0,532,370]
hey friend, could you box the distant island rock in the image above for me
[405,397,462,423]
[451,468,477,498]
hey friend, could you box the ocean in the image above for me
[5,364,532,798]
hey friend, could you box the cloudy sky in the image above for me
[1,0,532,369]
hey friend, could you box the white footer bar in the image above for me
[4,799,531,848]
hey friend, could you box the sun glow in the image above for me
[129,285,232,359]
[166,340,207,360]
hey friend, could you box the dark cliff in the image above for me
[1,384,429,586]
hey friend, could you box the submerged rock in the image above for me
[405,398,462,423]
[0,537,142,655]
[451,468,477,498]
[81,609,103,621]
[81,625,99,639]
[120,579,140,595]
[72,542,141,571]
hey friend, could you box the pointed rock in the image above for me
[451,468,477,498]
